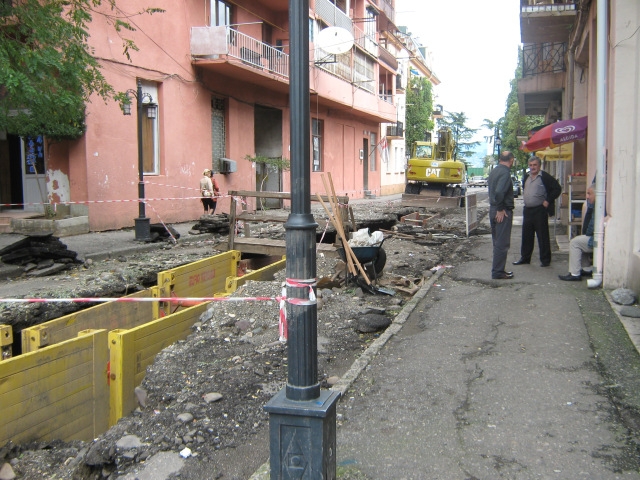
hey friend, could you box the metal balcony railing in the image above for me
[386,122,403,137]
[353,24,378,57]
[227,29,289,79]
[522,42,566,77]
[315,0,354,33]
[521,0,576,14]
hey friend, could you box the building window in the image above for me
[211,97,226,171]
[312,118,323,172]
[210,0,231,26]
[140,81,159,175]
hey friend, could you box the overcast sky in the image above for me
[395,0,522,157]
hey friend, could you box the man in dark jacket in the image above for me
[512,156,562,267]
[488,151,515,279]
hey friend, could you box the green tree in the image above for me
[499,45,544,173]
[0,0,163,140]
[405,76,434,150]
[438,111,480,160]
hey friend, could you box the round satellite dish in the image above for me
[316,27,354,55]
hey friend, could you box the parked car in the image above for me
[512,176,522,197]
[469,176,488,187]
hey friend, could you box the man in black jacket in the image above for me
[488,151,516,279]
[513,156,562,267]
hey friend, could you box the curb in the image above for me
[248,267,446,479]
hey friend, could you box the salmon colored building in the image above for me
[1,0,402,232]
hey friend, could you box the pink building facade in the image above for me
[2,0,399,232]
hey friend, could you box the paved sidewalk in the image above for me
[330,206,640,479]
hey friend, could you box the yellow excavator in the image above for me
[404,127,466,196]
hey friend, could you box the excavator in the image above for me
[404,127,467,197]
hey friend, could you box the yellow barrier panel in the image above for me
[108,302,209,426]
[158,250,240,298]
[21,287,160,353]
[0,329,108,444]
[1,324,13,360]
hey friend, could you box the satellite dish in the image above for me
[316,27,354,55]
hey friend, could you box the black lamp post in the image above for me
[494,126,502,159]
[122,79,157,241]
[495,136,502,158]
[263,0,339,477]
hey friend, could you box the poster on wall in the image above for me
[25,135,45,175]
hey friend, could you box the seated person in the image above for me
[559,185,596,281]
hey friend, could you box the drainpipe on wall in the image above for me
[587,0,607,289]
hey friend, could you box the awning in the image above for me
[536,143,573,161]
[522,116,588,152]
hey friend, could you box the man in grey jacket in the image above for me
[488,151,515,279]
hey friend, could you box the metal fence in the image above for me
[227,28,289,79]
[522,42,566,77]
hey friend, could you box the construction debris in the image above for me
[0,233,79,276]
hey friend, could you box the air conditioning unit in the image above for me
[219,158,237,174]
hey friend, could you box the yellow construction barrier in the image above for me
[21,287,160,353]
[108,302,209,426]
[157,250,240,315]
[0,329,108,444]
[0,250,287,442]
[0,324,13,360]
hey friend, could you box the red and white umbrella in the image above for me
[521,116,588,152]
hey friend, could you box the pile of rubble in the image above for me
[0,233,80,277]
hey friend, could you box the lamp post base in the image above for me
[264,388,340,479]
[134,217,151,242]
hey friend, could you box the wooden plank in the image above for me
[0,329,107,444]
[21,288,158,353]
[401,194,462,209]
[230,237,338,257]
[228,190,349,204]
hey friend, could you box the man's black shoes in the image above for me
[493,271,514,280]
[512,258,530,265]
[580,269,593,277]
[559,273,581,281]
[540,263,550,267]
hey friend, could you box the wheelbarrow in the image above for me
[336,238,393,295]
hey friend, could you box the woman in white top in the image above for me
[200,169,215,214]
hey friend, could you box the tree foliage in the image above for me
[405,76,434,149]
[438,111,480,160]
[498,45,544,173]
[0,0,163,140]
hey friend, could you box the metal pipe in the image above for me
[588,0,607,289]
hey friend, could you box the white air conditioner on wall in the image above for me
[219,158,237,174]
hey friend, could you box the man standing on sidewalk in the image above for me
[513,156,562,267]
[488,151,515,279]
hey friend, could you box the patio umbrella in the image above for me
[536,143,573,161]
[522,116,588,152]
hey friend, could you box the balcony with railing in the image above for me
[520,0,577,43]
[522,42,566,77]
[517,42,566,116]
[386,121,403,138]
[190,26,290,91]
